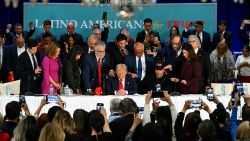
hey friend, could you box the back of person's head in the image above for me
[47,106,62,122]
[13,116,40,141]
[156,106,172,140]
[110,98,121,113]
[183,112,202,139]
[236,121,250,141]
[139,122,164,141]
[197,119,216,141]
[119,98,138,115]
[43,19,51,26]
[27,39,38,49]
[88,110,104,133]
[37,113,49,130]
[52,110,75,135]
[42,32,52,39]
[212,108,227,124]
[38,123,65,141]
[116,33,127,42]
[242,105,250,121]
[5,101,21,120]
[73,109,88,131]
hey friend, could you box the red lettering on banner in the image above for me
[166,20,205,28]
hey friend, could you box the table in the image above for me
[0,94,243,120]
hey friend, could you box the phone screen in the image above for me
[152,91,164,98]
[19,94,25,104]
[46,95,58,104]
[207,88,214,101]
[96,103,104,110]
[191,100,201,108]
[236,83,244,96]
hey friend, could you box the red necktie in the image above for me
[119,79,124,90]
[98,58,102,86]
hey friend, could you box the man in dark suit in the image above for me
[136,18,160,43]
[212,20,232,50]
[188,35,211,93]
[35,20,57,42]
[82,41,111,94]
[125,42,154,94]
[59,22,84,48]
[182,21,211,53]
[0,34,11,83]
[108,34,133,75]
[4,22,35,45]
[106,64,137,95]
[16,39,42,94]
[8,37,27,79]
[239,20,250,46]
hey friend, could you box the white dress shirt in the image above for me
[136,53,146,80]
[235,55,250,76]
[27,50,38,70]
[197,32,203,43]
[17,46,26,56]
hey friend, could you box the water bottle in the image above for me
[49,84,54,95]
[64,85,70,96]
[6,85,11,96]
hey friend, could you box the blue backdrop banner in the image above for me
[23,3,217,42]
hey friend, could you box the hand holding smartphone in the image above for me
[96,103,104,110]
[46,95,58,104]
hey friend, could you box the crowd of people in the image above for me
[1,91,250,141]
[0,17,250,95]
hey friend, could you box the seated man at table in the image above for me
[106,64,137,95]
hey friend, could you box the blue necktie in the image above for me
[138,58,142,80]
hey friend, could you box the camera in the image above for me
[207,88,214,101]
[46,95,58,104]
[96,103,104,110]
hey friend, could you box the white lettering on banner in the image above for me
[34,19,143,29]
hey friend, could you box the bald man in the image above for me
[59,21,84,48]
[125,42,155,94]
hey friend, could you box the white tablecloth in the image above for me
[0,94,243,120]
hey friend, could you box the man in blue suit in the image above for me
[125,42,154,94]
[8,37,27,79]
[106,64,137,95]
[182,21,211,53]
[82,41,111,94]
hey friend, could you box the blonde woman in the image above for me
[38,123,65,141]
[236,121,250,141]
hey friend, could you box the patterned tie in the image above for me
[138,58,142,80]
[121,49,126,62]
[98,58,102,86]
[119,79,124,90]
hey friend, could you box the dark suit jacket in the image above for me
[5,29,35,45]
[59,32,84,48]
[157,45,179,65]
[101,27,109,42]
[239,28,250,45]
[212,30,232,50]
[106,76,137,95]
[0,45,10,83]
[182,29,211,53]
[108,45,133,70]
[16,51,41,94]
[8,45,27,75]
[125,54,154,94]
[82,52,110,91]
[136,30,160,43]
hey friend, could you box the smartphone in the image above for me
[231,93,235,106]
[46,95,58,104]
[138,107,144,118]
[96,103,104,110]
[236,83,244,96]
[207,88,214,101]
[102,12,107,20]
[152,91,164,98]
[191,100,201,108]
[19,94,26,104]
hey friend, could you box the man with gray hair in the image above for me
[109,98,141,141]
[109,98,122,122]
[82,41,111,94]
